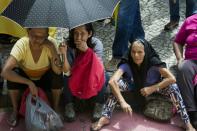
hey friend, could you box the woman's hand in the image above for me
[120,101,132,116]
[75,41,88,52]
[140,86,155,97]
[28,81,38,97]
[59,42,67,54]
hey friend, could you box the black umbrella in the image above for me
[1,0,119,29]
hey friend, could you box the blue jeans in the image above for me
[112,0,145,58]
[169,0,197,21]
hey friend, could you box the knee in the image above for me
[169,83,179,92]
[178,61,191,74]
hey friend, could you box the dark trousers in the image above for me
[7,68,63,91]
[177,60,197,112]
[169,0,197,21]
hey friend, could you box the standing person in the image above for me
[59,23,108,122]
[173,13,197,128]
[1,28,63,127]
[106,0,145,71]
[164,0,197,31]
[91,39,195,131]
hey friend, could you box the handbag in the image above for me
[68,48,105,99]
[143,94,173,122]
[25,94,63,131]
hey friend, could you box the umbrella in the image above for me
[1,0,119,29]
[0,0,26,38]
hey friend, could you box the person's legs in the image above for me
[95,72,109,104]
[106,0,140,71]
[51,89,62,111]
[186,0,197,17]
[63,75,74,104]
[8,90,20,113]
[91,78,131,131]
[39,70,63,112]
[62,75,75,122]
[92,72,109,121]
[165,83,195,130]
[7,68,28,127]
[177,60,197,128]
[164,0,180,31]
[129,0,145,42]
[169,0,180,21]
[177,60,197,112]
[7,90,20,127]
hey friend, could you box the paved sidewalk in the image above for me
[94,0,187,72]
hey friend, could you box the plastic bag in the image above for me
[19,88,49,117]
[25,94,63,131]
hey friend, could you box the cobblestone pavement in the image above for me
[93,0,187,75]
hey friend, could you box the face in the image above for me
[28,28,48,45]
[73,26,92,44]
[130,41,145,66]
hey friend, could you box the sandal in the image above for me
[7,112,18,127]
[90,117,110,131]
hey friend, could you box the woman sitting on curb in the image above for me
[59,23,108,122]
[1,28,63,127]
[91,39,195,131]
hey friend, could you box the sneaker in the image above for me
[7,112,18,127]
[92,103,103,122]
[164,20,179,31]
[105,58,121,72]
[64,103,76,122]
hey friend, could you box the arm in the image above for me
[1,56,38,96]
[173,42,184,65]
[173,18,187,65]
[92,37,104,62]
[59,43,71,74]
[109,69,132,115]
[44,40,62,75]
[140,67,176,97]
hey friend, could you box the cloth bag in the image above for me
[143,94,173,122]
[25,94,63,131]
[68,48,105,99]
[19,88,49,117]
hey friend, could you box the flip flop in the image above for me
[7,112,18,127]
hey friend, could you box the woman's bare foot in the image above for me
[7,112,18,127]
[91,116,110,131]
[186,123,196,131]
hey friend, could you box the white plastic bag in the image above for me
[25,94,63,131]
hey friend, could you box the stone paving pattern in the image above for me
[93,0,187,75]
